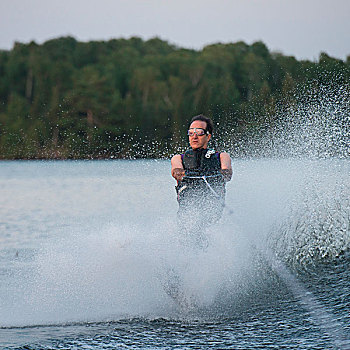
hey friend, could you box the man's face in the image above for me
[188,120,211,150]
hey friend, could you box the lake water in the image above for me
[1,159,349,349]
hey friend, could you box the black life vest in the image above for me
[176,148,225,205]
[182,148,221,176]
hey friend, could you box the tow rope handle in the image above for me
[182,174,234,214]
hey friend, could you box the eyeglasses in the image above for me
[187,128,208,137]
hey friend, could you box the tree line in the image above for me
[0,36,348,159]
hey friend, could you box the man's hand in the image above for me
[220,168,232,182]
[172,168,185,181]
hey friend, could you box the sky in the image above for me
[0,0,349,61]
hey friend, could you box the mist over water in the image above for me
[228,78,350,159]
[1,79,349,348]
[1,159,348,328]
[1,193,253,326]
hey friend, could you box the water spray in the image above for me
[195,173,350,349]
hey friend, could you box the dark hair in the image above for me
[189,114,214,135]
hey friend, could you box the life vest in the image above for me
[176,148,226,205]
[182,148,221,176]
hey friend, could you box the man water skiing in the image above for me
[171,115,232,235]
[163,115,233,307]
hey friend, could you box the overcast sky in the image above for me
[1,0,349,61]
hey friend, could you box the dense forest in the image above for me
[0,36,349,159]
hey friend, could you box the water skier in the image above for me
[164,115,233,308]
[171,115,232,235]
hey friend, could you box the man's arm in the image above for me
[171,154,185,181]
[220,152,232,181]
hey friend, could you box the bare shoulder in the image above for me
[171,154,182,163]
[219,152,232,169]
[171,154,183,169]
